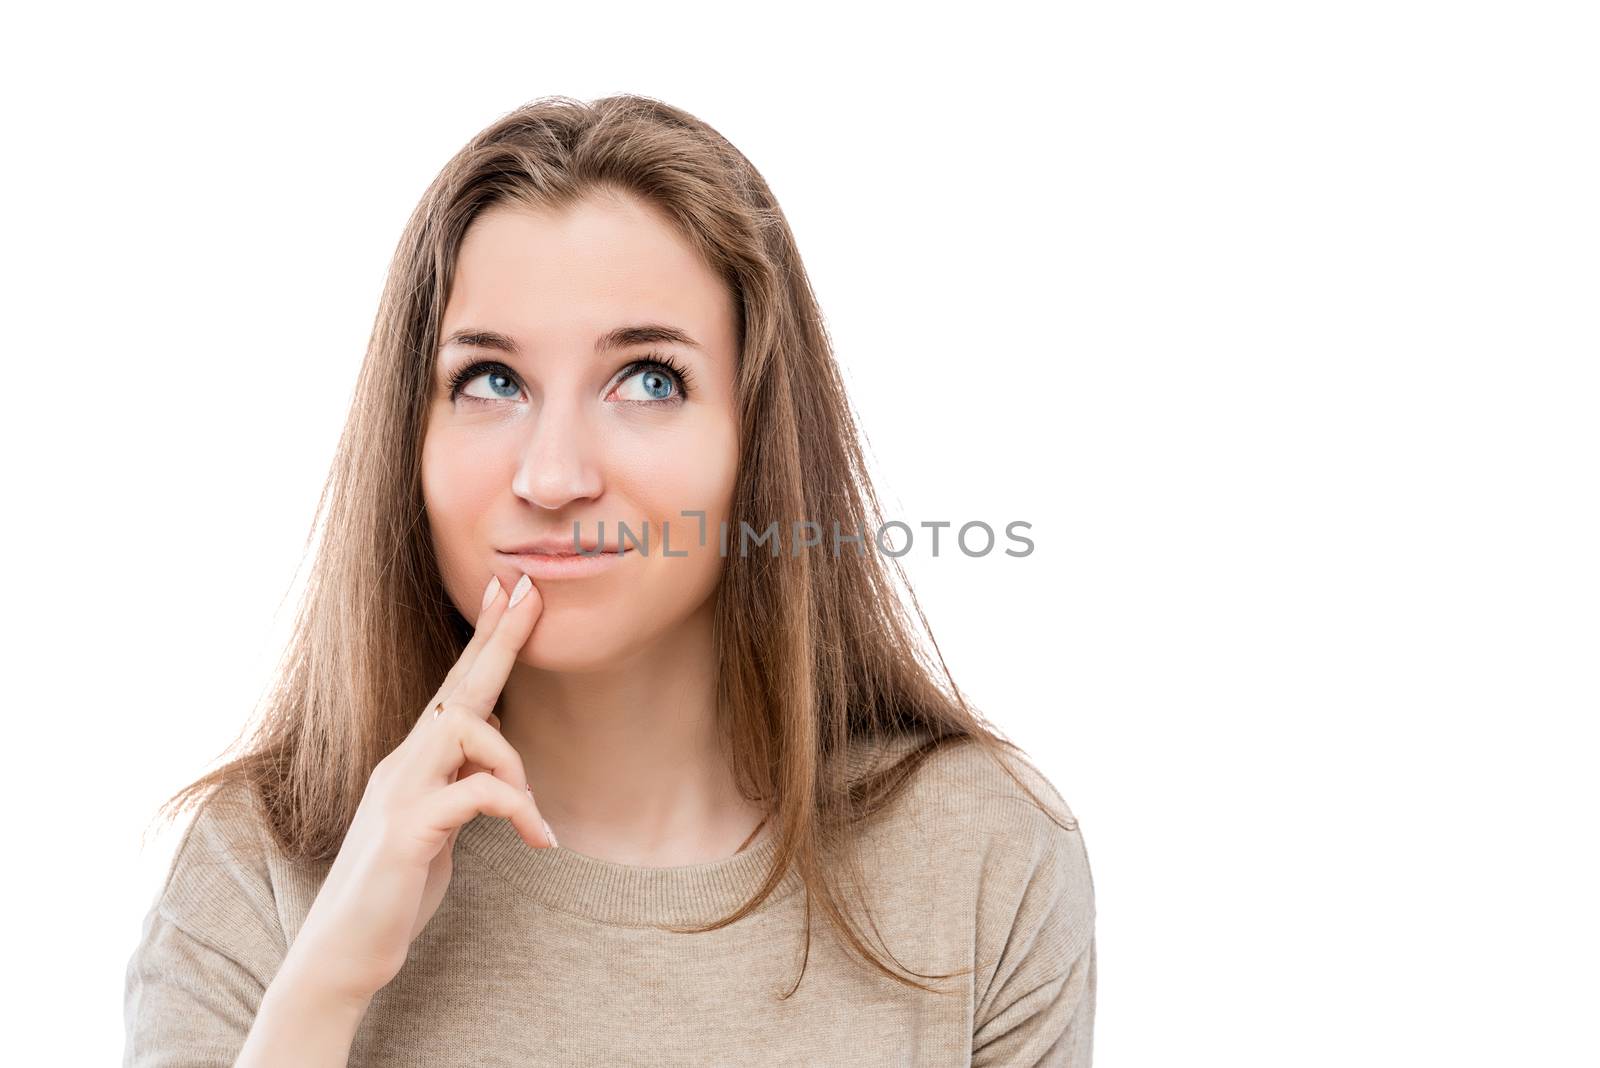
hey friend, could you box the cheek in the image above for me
[422,430,504,586]
[424,424,506,508]
[624,420,739,531]
[611,422,737,605]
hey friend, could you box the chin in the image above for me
[513,623,634,674]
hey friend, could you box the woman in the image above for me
[122,94,1096,1066]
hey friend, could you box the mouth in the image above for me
[495,546,634,580]
[502,548,631,557]
[497,540,633,556]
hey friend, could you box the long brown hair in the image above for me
[154,93,1076,997]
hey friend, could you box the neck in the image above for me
[495,599,767,866]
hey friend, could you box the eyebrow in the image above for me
[439,324,702,355]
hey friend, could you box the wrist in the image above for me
[271,944,377,1016]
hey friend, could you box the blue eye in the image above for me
[449,366,523,402]
[443,353,695,407]
[616,366,679,402]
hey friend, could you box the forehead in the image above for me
[442,195,735,345]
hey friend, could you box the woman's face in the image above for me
[422,192,741,670]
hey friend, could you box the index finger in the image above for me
[451,572,543,717]
[431,572,514,711]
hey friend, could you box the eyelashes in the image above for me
[442,351,696,407]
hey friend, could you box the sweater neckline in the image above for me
[454,811,804,927]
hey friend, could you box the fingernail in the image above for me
[508,574,532,608]
[482,575,501,610]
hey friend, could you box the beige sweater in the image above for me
[123,735,1096,1065]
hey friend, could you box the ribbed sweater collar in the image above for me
[454,813,804,927]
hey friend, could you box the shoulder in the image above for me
[855,729,1086,848]
[164,780,277,886]
[148,781,288,978]
[848,730,1096,967]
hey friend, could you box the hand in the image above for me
[285,572,554,1004]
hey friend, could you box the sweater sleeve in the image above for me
[123,787,289,1067]
[970,805,1098,1066]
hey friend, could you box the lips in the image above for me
[498,539,629,556]
[495,545,633,581]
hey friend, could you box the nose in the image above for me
[509,397,603,510]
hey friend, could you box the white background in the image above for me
[3,2,1595,1064]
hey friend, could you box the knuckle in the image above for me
[426,701,464,736]
[443,701,477,728]
[468,717,523,782]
